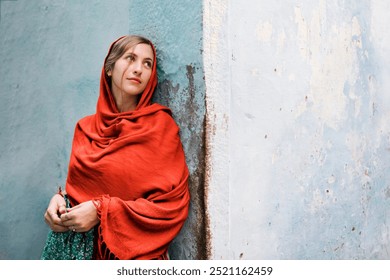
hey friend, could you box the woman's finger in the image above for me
[44,211,69,232]
[58,204,67,215]
[60,212,75,226]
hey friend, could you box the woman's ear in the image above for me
[106,70,112,77]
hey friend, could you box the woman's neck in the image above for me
[112,91,138,112]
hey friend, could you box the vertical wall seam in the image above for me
[203,0,213,259]
[203,0,231,259]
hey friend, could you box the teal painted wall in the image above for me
[0,0,205,259]
[127,0,206,260]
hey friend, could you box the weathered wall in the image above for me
[3,0,389,261]
[0,0,205,259]
[204,0,390,259]
[127,0,206,260]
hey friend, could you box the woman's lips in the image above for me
[128,77,141,84]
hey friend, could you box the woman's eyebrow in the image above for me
[124,51,136,56]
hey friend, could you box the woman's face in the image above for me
[108,43,154,101]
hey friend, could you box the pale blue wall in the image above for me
[205,0,390,259]
[0,0,205,259]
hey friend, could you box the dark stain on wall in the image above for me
[184,65,210,260]
[155,64,209,259]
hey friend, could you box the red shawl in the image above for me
[65,36,190,259]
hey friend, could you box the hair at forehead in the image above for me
[115,35,153,53]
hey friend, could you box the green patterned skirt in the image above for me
[41,195,95,260]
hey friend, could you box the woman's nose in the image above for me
[131,61,142,75]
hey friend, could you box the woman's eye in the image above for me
[126,55,134,61]
[144,61,152,68]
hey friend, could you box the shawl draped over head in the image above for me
[65,36,190,260]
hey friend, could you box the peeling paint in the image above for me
[294,4,363,130]
[128,0,207,260]
[256,21,273,42]
[206,0,390,259]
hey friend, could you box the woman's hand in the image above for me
[60,201,99,233]
[44,194,68,232]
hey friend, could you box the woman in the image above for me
[41,35,190,260]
